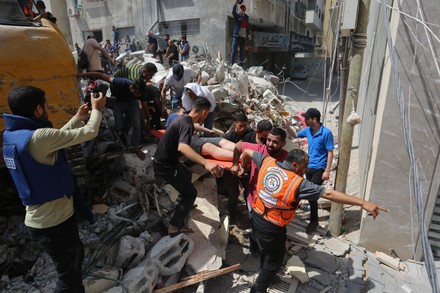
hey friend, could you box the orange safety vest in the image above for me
[253,156,303,227]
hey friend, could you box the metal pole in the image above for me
[328,0,370,236]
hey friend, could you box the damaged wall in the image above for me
[358,0,440,260]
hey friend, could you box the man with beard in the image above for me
[231,127,289,209]
[153,97,224,236]
[240,148,387,293]
[2,85,105,292]
[231,128,288,254]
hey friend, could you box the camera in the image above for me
[84,80,110,106]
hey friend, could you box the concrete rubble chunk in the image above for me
[247,66,264,77]
[210,86,229,101]
[84,267,119,293]
[324,238,350,257]
[103,287,124,293]
[114,235,146,270]
[121,261,159,293]
[247,75,276,95]
[286,255,310,283]
[109,180,139,202]
[304,245,339,273]
[307,269,331,286]
[149,233,195,276]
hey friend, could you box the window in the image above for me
[159,18,200,37]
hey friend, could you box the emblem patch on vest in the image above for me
[4,157,16,170]
[263,171,284,194]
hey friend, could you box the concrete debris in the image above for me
[120,260,159,293]
[324,238,351,257]
[286,255,310,283]
[149,233,195,276]
[113,235,147,270]
[84,267,120,293]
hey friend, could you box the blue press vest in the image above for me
[2,114,74,206]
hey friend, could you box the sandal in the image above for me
[132,147,146,160]
[169,226,195,238]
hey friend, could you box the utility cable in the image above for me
[380,1,439,291]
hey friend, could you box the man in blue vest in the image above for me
[2,85,105,292]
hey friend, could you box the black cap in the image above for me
[301,108,321,120]
[173,64,184,81]
[143,62,157,73]
[233,113,248,122]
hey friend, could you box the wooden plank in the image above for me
[152,264,240,293]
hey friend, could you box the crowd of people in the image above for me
[4,3,388,292]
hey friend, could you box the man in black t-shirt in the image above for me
[153,97,224,236]
[224,113,255,143]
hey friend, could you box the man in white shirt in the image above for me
[82,36,114,72]
[161,64,201,111]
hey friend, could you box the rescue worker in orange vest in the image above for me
[239,148,388,293]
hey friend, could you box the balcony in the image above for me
[305,10,323,32]
[245,0,285,28]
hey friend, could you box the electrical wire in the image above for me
[380,0,439,291]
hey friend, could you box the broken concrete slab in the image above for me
[307,269,331,287]
[187,176,223,272]
[286,255,310,283]
[304,245,339,273]
[324,238,350,257]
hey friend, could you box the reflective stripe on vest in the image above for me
[252,156,303,227]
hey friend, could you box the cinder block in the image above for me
[149,234,194,276]
[114,235,146,270]
[122,261,159,293]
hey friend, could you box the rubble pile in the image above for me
[124,50,303,132]
[0,51,307,293]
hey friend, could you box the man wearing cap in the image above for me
[230,0,250,66]
[283,108,334,233]
[161,64,202,111]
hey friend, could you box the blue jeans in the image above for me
[113,100,141,146]
[230,36,246,66]
[171,93,183,110]
[28,215,85,293]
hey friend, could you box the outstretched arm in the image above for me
[76,71,113,83]
[321,189,388,219]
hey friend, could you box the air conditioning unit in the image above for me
[67,7,79,17]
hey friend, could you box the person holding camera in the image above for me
[230,0,250,66]
[3,85,106,292]
[77,71,148,160]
